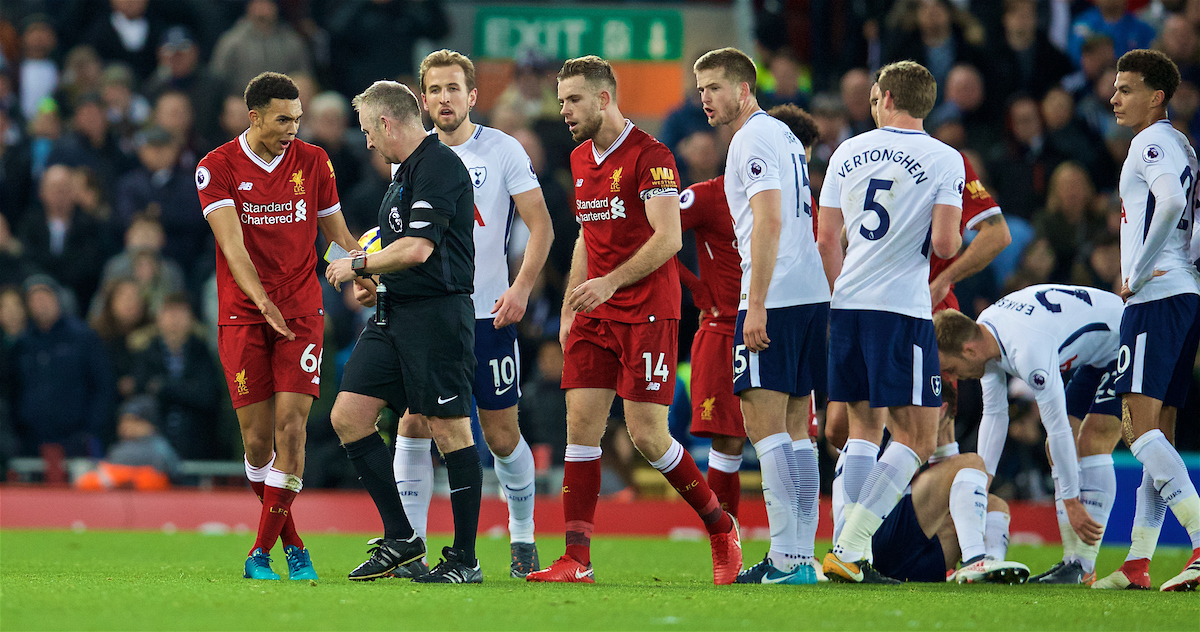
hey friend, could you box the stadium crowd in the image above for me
[0,0,1196,502]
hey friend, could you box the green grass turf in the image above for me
[1,530,1196,631]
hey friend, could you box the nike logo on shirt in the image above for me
[438,395,459,404]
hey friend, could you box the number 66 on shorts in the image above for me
[217,314,325,409]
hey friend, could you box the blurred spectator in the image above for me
[19,15,58,123]
[987,0,1074,102]
[1004,236,1057,293]
[1034,161,1104,283]
[0,285,27,345]
[0,107,33,223]
[883,0,989,92]
[130,293,222,460]
[0,213,39,288]
[1157,13,1200,82]
[840,68,875,135]
[102,395,181,478]
[19,164,108,306]
[1071,232,1124,292]
[151,89,208,166]
[518,338,568,467]
[327,0,450,97]
[343,149,392,236]
[113,126,205,270]
[492,50,562,128]
[675,129,722,187]
[89,277,151,399]
[658,72,711,155]
[53,46,104,116]
[987,95,1065,220]
[758,48,808,110]
[82,0,167,82]
[1062,35,1117,101]
[303,91,365,197]
[26,97,63,184]
[142,26,227,146]
[46,94,133,189]
[10,274,115,457]
[91,215,186,320]
[511,127,575,282]
[73,166,123,250]
[1067,0,1156,66]
[929,63,1003,155]
[100,64,151,146]
[209,0,312,93]
[1077,63,1121,141]
[809,93,851,167]
[218,93,248,142]
[1041,87,1111,186]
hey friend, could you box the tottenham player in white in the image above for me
[935,285,1125,584]
[816,61,963,584]
[694,47,829,585]
[380,50,554,579]
[1095,49,1200,592]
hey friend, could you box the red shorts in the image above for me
[688,326,745,438]
[217,314,324,409]
[561,316,678,405]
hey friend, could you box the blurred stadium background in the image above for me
[0,0,1196,547]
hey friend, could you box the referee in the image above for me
[325,80,482,584]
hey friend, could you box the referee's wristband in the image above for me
[352,255,371,277]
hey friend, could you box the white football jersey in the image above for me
[974,284,1123,498]
[1119,119,1200,305]
[819,127,964,319]
[725,110,830,310]
[394,125,540,318]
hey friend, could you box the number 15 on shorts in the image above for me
[643,352,670,392]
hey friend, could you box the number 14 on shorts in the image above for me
[643,352,670,391]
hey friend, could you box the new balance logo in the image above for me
[238,182,253,191]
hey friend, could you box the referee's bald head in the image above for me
[352,81,421,131]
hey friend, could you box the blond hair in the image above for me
[933,309,981,356]
[876,61,937,119]
[419,49,477,94]
[694,47,758,92]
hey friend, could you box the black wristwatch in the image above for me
[351,254,370,277]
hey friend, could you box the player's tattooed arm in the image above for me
[567,194,682,314]
[493,187,554,328]
[816,204,845,293]
[930,213,1011,306]
[205,206,295,341]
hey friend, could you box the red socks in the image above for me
[249,480,303,550]
[563,458,602,566]
[659,450,733,536]
[706,468,741,519]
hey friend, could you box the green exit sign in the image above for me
[475,5,684,62]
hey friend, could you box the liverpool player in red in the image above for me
[677,104,821,524]
[525,56,742,585]
[196,72,365,580]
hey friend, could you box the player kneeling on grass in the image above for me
[867,398,1030,584]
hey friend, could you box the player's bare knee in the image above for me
[241,434,273,464]
[1077,414,1121,456]
[710,435,744,456]
[987,494,1009,515]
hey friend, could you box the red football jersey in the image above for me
[929,152,1001,310]
[679,176,739,335]
[571,122,682,324]
[196,133,340,324]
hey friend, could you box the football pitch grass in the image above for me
[1,530,1196,631]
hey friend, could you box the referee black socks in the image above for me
[344,432,416,541]
[444,446,482,564]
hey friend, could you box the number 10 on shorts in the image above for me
[643,352,670,391]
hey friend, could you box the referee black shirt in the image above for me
[377,134,474,302]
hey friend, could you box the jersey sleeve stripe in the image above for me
[964,206,1001,231]
[203,199,235,217]
[317,202,341,217]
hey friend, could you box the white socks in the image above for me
[793,438,820,559]
[842,439,879,505]
[708,448,742,474]
[835,442,921,561]
[1130,429,1200,549]
[832,452,847,543]
[493,436,537,544]
[649,439,685,472]
[393,436,434,544]
[985,511,1010,561]
[1075,454,1116,573]
[949,467,989,563]
[1128,467,1167,561]
[245,453,274,484]
[1055,498,1079,564]
[754,433,801,570]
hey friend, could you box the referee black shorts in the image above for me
[339,293,475,418]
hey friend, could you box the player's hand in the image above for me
[260,301,296,341]
[1118,270,1167,301]
[691,286,718,317]
[491,285,529,328]
[325,257,355,290]
[929,275,952,308]
[1063,497,1104,545]
[559,310,575,351]
[354,282,376,308]
[742,304,770,352]
[567,276,616,313]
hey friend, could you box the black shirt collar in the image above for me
[395,135,440,181]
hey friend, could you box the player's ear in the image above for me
[467,88,478,110]
[420,93,429,111]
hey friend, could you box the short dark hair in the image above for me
[160,292,193,312]
[1117,49,1181,104]
[558,55,617,96]
[694,47,758,93]
[876,61,938,119]
[768,104,819,148]
[244,72,300,111]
